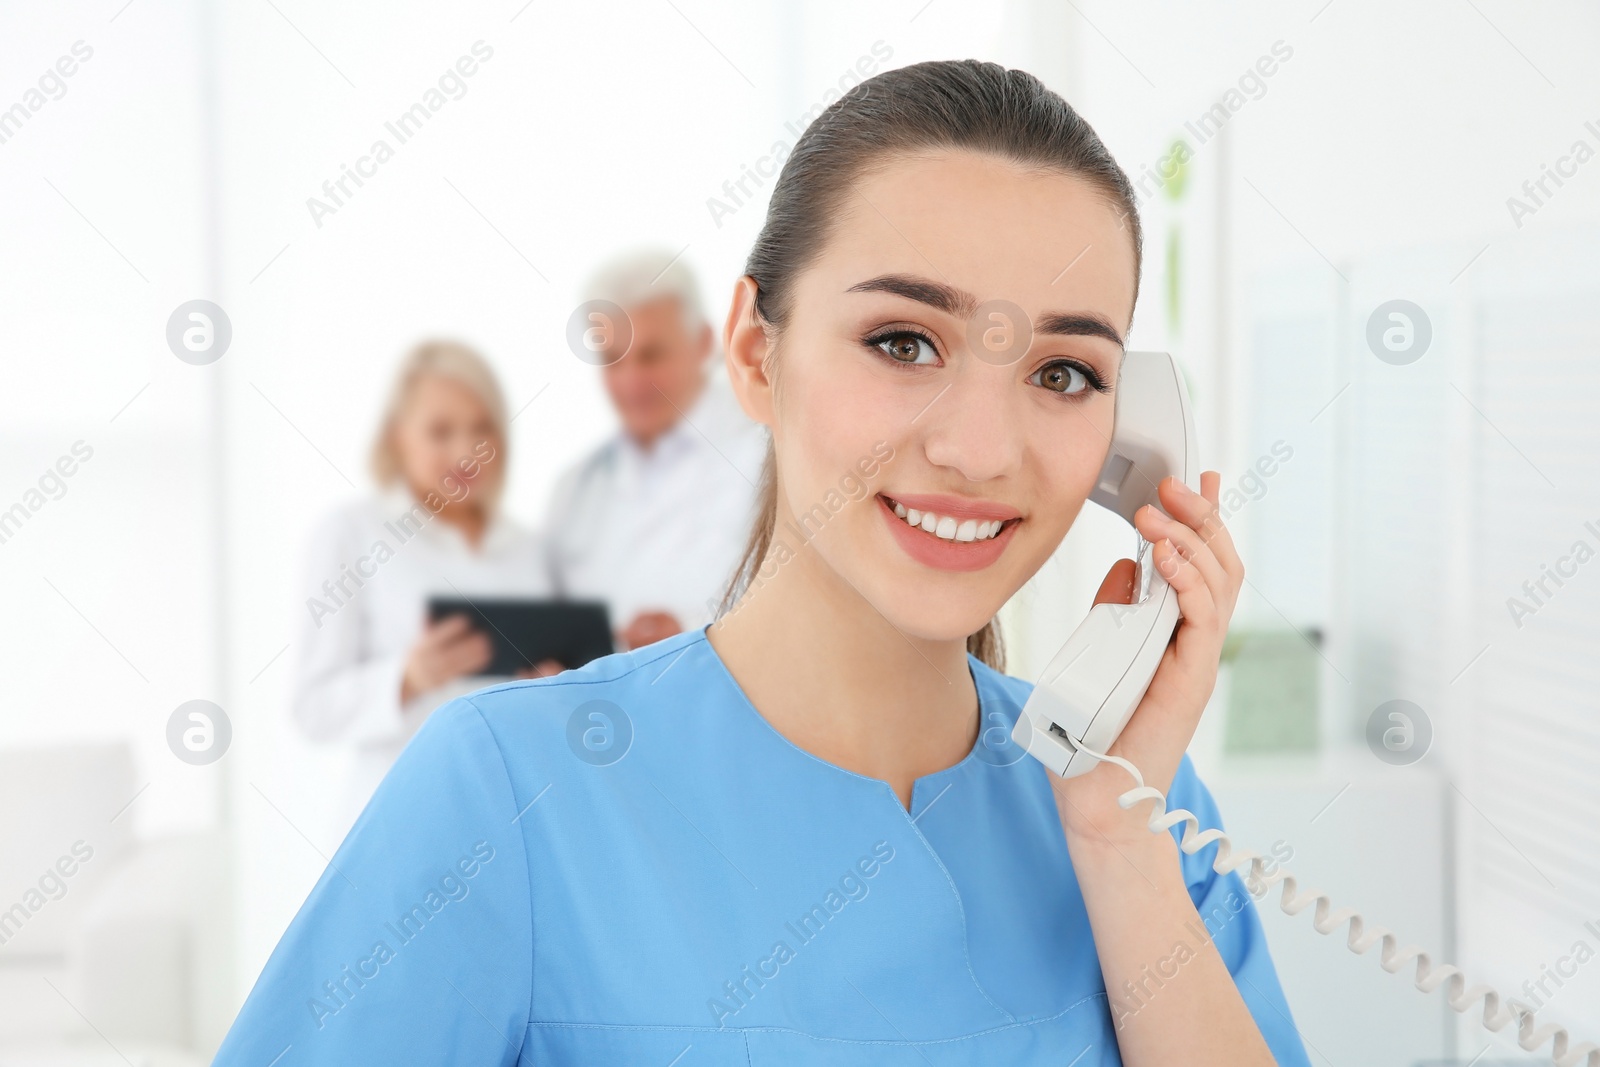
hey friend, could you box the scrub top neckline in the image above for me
[692,625,993,813]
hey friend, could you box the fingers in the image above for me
[1157,475,1243,582]
[1146,476,1243,593]
[1136,504,1230,616]
[454,633,493,673]
[1147,535,1219,630]
[643,618,681,643]
[405,620,493,698]
[435,619,488,657]
[430,629,491,678]
[1132,472,1249,636]
[1091,558,1138,607]
[426,613,475,646]
[646,612,683,640]
[620,611,682,650]
[624,612,679,644]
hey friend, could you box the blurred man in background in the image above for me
[546,249,767,649]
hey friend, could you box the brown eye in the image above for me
[872,331,938,366]
[1032,361,1088,395]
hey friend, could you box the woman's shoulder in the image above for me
[347,640,691,838]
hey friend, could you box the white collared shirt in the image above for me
[544,372,768,632]
[290,487,551,821]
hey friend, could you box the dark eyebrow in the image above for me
[846,273,1125,350]
[845,274,978,319]
[1036,311,1125,349]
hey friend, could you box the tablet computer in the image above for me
[425,597,614,675]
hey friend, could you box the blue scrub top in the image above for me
[216,628,1311,1065]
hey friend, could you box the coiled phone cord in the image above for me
[1070,742,1600,1067]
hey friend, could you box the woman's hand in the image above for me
[401,614,493,704]
[514,659,566,679]
[1048,470,1243,844]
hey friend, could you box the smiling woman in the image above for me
[214,60,1307,1067]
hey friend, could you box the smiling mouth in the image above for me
[878,494,1021,544]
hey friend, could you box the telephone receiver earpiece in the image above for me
[1012,350,1200,778]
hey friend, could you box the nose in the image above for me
[918,362,1027,485]
[604,359,646,399]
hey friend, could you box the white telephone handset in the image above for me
[1012,349,1199,778]
[1008,350,1600,1066]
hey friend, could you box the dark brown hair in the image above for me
[719,59,1144,673]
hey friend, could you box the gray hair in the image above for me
[580,248,706,330]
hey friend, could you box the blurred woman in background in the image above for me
[290,339,550,830]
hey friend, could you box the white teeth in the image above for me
[886,497,1008,543]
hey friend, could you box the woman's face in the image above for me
[762,149,1137,643]
[392,374,501,507]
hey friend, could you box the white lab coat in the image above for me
[545,372,768,632]
[290,487,551,826]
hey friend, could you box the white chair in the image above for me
[0,743,216,1066]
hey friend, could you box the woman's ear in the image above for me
[722,276,776,428]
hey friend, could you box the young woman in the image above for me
[219,61,1310,1066]
[290,340,553,834]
